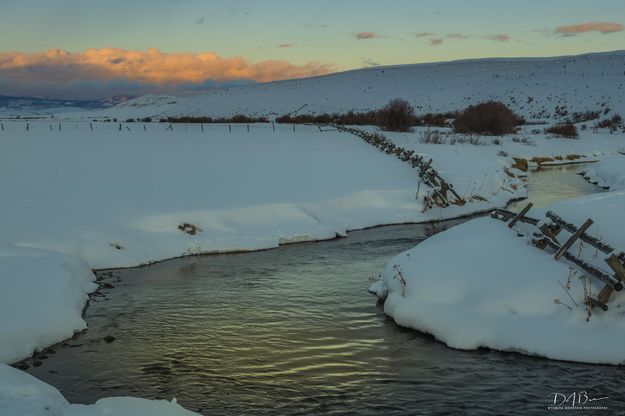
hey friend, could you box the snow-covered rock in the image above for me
[371,191,625,364]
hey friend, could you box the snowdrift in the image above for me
[371,191,625,364]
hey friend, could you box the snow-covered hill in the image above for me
[63,51,625,121]
[0,95,135,117]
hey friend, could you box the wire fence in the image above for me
[0,121,324,135]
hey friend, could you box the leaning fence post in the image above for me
[90,122,93,131]
[554,219,594,260]
[508,202,533,228]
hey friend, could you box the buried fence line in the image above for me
[329,124,464,210]
[492,203,625,312]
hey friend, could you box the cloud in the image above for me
[430,38,443,46]
[413,32,433,38]
[354,31,378,40]
[446,33,469,39]
[277,44,294,48]
[195,17,206,25]
[555,22,624,35]
[0,48,335,99]
[485,34,511,42]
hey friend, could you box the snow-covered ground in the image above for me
[581,155,625,190]
[1,121,624,410]
[370,190,625,365]
[44,51,625,122]
[0,363,199,416]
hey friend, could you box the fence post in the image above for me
[26,123,29,131]
[201,124,204,132]
[229,124,232,132]
[90,123,93,131]
[59,123,62,131]
[272,123,275,132]
[1,123,3,131]
[143,124,147,131]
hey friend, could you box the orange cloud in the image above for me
[555,22,624,35]
[0,48,335,98]
[354,32,378,40]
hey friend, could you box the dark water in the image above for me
[27,165,622,416]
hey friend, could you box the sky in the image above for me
[0,0,623,99]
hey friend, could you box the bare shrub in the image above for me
[419,129,446,144]
[453,135,487,146]
[545,123,578,139]
[377,99,416,132]
[596,114,623,130]
[512,136,536,146]
[453,101,521,135]
[421,112,450,127]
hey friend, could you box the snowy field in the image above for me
[1,118,624,412]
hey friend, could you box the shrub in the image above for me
[596,114,623,130]
[376,99,416,132]
[418,129,446,144]
[545,123,578,139]
[453,101,521,135]
[421,113,448,127]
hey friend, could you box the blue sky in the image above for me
[0,0,623,98]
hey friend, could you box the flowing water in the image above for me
[27,165,621,415]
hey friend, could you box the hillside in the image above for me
[60,51,625,121]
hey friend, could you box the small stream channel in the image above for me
[25,165,620,416]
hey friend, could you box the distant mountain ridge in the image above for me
[0,95,136,116]
[10,51,625,121]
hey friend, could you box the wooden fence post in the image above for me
[508,202,533,228]
[554,219,594,260]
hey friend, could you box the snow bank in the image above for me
[0,246,96,364]
[370,191,625,364]
[0,122,526,270]
[581,155,625,190]
[0,363,200,416]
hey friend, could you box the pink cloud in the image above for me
[0,48,335,98]
[430,38,443,46]
[354,31,378,40]
[414,32,433,38]
[485,34,511,42]
[555,22,624,35]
